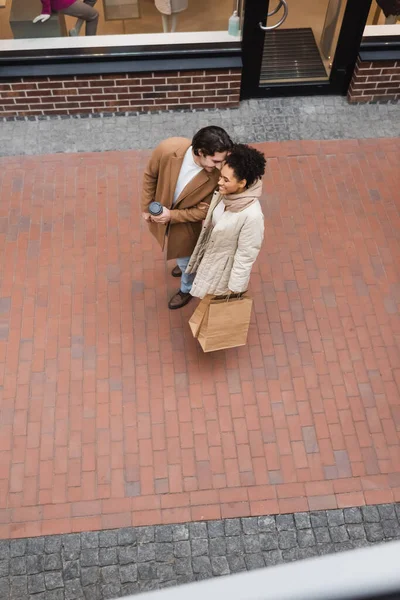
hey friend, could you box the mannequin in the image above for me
[375,0,400,23]
[155,0,188,33]
[33,0,99,36]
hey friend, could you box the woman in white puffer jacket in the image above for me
[186,144,266,299]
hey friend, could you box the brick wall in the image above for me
[0,68,241,118]
[347,57,400,103]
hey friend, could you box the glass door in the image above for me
[241,0,373,98]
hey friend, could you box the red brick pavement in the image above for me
[0,138,399,540]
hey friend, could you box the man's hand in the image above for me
[151,207,171,224]
[33,14,51,23]
[142,212,152,222]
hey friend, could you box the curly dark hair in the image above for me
[224,144,266,188]
[192,126,233,157]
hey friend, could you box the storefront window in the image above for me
[366,0,400,26]
[0,0,242,49]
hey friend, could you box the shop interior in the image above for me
[0,0,235,41]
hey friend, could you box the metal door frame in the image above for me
[240,0,373,99]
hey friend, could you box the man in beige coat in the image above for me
[141,126,233,309]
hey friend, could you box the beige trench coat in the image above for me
[187,191,264,298]
[141,137,219,260]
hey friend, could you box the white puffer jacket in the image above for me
[187,185,264,299]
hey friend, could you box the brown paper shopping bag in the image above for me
[190,294,253,352]
[189,295,212,338]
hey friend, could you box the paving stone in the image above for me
[346,525,366,540]
[362,506,381,523]
[137,563,157,580]
[174,558,192,576]
[344,508,363,524]
[81,567,100,587]
[44,537,61,555]
[27,555,44,575]
[310,512,328,528]
[314,528,331,544]
[81,550,99,568]
[294,513,311,529]
[174,541,191,558]
[378,504,397,520]
[327,510,345,527]
[189,523,208,539]
[0,558,9,577]
[155,543,174,563]
[330,526,350,543]
[137,544,156,562]
[0,579,9,599]
[157,564,175,582]
[207,521,225,538]
[209,538,227,557]
[278,531,297,550]
[101,565,119,585]
[44,572,64,590]
[118,546,137,565]
[191,539,209,557]
[27,538,45,555]
[10,540,26,557]
[102,582,121,599]
[155,526,172,543]
[244,554,265,571]
[28,573,46,594]
[382,520,400,539]
[11,556,27,575]
[242,518,259,535]
[192,556,212,576]
[227,555,246,573]
[297,529,316,548]
[172,525,189,542]
[0,541,9,559]
[63,560,80,581]
[276,515,296,531]
[243,535,261,554]
[365,522,385,543]
[63,536,81,561]
[99,531,118,548]
[44,554,62,571]
[99,548,118,567]
[81,533,99,550]
[225,519,241,536]
[120,564,138,583]
[137,527,155,545]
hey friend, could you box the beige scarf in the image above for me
[222,179,263,213]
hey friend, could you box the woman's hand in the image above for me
[33,14,51,23]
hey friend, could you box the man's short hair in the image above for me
[192,126,233,157]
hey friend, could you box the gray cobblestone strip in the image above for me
[0,97,399,157]
[0,504,399,600]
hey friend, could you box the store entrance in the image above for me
[241,0,373,98]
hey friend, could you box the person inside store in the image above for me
[186,144,266,300]
[33,0,99,36]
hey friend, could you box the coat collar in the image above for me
[168,143,216,208]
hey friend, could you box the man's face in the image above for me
[196,150,228,172]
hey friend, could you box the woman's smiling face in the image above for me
[218,164,246,195]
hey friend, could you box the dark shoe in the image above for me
[168,290,192,310]
[171,265,182,278]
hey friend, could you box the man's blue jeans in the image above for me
[176,256,195,294]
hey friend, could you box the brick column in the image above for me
[347,57,400,103]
